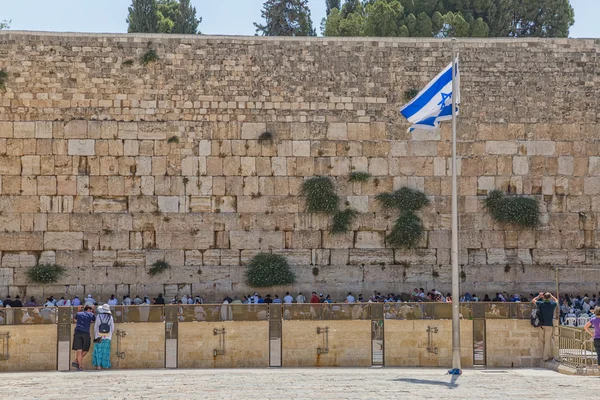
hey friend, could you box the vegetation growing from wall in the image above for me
[301,176,358,234]
[141,49,159,65]
[27,264,66,284]
[246,253,295,287]
[483,190,540,228]
[149,260,171,276]
[377,187,429,249]
[331,208,358,234]
[0,70,7,91]
[301,176,339,214]
[348,171,371,182]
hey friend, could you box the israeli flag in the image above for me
[400,59,460,131]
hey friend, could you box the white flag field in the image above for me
[399,59,460,132]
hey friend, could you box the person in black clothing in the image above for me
[154,294,165,305]
[12,296,23,307]
[264,294,273,304]
[482,294,491,302]
[4,295,12,308]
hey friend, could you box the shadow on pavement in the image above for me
[393,374,460,389]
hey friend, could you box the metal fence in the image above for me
[0,302,536,325]
[555,325,598,371]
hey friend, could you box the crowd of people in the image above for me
[3,289,600,309]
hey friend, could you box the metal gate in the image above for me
[371,303,384,366]
[269,305,282,367]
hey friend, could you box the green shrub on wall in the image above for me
[27,264,66,284]
[387,212,424,249]
[484,190,540,228]
[376,187,430,211]
[331,208,358,234]
[246,253,295,287]
[301,176,339,214]
[377,187,429,249]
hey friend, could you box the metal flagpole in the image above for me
[450,38,461,374]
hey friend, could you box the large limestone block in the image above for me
[349,249,394,265]
[229,231,260,250]
[14,122,35,138]
[327,123,347,140]
[138,122,167,140]
[44,232,84,250]
[0,233,44,251]
[93,196,128,212]
[0,122,13,138]
[241,123,266,139]
[64,120,88,138]
[355,231,385,248]
[0,156,21,175]
[68,139,95,155]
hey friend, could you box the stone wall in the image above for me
[281,320,372,367]
[178,321,269,368]
[384,320,474,367]
[0,325,57,372]
[0,31,599,300]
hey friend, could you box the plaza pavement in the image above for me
[0,367,596,399]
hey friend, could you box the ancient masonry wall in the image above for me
[0,31,599,300]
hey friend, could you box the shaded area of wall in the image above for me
[385,320,473,367]
[178,321,269,368]
[282,320,371,367]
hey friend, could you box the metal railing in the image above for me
[555,325,598,371]
[0,302,535,325]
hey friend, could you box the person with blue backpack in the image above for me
[92,304,115,370]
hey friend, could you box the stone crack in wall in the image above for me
[0,32,599,299]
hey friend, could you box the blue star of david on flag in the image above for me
[400,59,460,132]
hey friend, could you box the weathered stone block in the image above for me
[241,123,266,140]
[44,232,83,250]
[327,123,347,140]
[68,139,95,155]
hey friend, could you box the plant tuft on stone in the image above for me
[167,135,179,144]
[404,88,419,102]
[0,69,7,91]
[246,253,295,287]
[149,260,170,276]
[348,171,371,182]
[141,49,159,65]
[484,190,539,228]
[27,264,66,284]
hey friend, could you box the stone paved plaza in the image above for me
[0,368,596,399]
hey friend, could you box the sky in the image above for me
[1,0,598,38]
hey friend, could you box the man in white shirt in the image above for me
[56,297,66,307]
[296,292,305,304]
[283,292,294,304]
[346,292,356,303]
